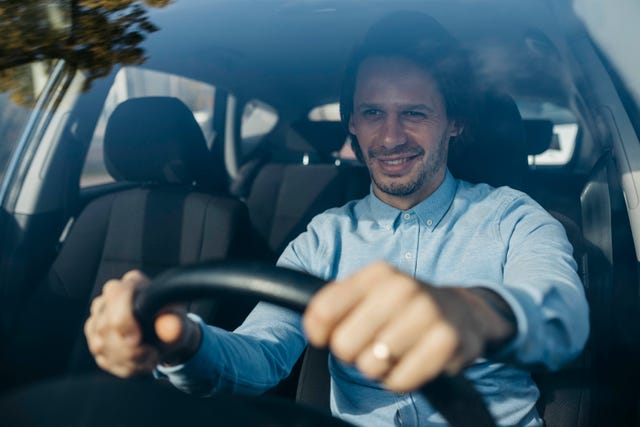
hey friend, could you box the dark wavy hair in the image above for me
[339,12,478,161]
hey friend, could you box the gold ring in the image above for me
[372,341,396,365]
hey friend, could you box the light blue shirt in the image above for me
[158,170,589,427]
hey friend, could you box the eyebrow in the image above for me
[356,102,435,112]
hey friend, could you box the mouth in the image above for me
[374,152,422,175]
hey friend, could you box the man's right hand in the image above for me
[84,270,202,378]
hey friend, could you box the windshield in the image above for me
[0,61,59,183]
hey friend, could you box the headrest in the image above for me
[523,119,554,155]
[289,120,348,158]
[104,97,222,190]
[448,91,528,191]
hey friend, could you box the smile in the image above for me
[374,153,422,174]
[380,156,418,165]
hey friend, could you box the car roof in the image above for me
[99,0,582,117]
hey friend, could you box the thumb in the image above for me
[154,312,185,345]
[154,311,201,365]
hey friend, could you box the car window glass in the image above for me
[0,61,58,184]
[80,66,217,188]
[240,99,278,158]
[308,103,354,160]
[308,103,340,121]
[517,101,579,167]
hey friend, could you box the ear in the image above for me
[448,120,463,137]
[348,114,356,135]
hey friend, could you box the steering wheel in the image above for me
[133,261,497,427]
[0,261,496,427]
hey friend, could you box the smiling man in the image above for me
[348,56,461,210]
[85,12,589,427]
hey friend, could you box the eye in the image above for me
[362,108,383,117]
[403,111,427,120]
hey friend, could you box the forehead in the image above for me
[354,56,444,106]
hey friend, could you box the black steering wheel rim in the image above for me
[133,260,497,427]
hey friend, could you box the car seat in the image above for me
[7,96,263,387]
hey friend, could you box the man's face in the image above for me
[349,56,461,210]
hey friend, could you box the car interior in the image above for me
[0,1,639,426]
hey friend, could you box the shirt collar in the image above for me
[365,169,457,232]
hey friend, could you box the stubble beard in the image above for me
[365,134,449,198]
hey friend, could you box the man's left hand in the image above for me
[303,262,516,392]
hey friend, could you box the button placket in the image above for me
[399,211,419,276]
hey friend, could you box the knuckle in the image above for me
[438,323,460,352]
[87,337,104,355]
[102,279,121,295]
[416,293,440,317]
[330,328,357,362]
[83,317,92,335]
[89,296,102,312]
[396,277,420,297]
[111,366,132,379]
[94,355,111,372]
[306,299,335,327]
[355,352,385,379]
[122,269,149,286]
[385,372,420,393]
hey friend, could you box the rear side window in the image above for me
[517,101,579,167]
[240,99,278,158]
[80,66,217,188]
[308,103,353,160]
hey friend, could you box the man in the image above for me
[85,12,589,426]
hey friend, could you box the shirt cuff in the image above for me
[155,313,211,377]
[469,282,530,361]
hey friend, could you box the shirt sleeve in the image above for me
[478,193,589,370]
[156,303,306,396]
[156,226,324,396]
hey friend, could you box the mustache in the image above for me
[368,144,425,159]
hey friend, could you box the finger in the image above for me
[384,322,459,393]
[101,279,119,296]
[355,295,440,379]
[303,262,396,347]
[303,280,365,347]
[104,282,141,341]
[155,312,184,344]
[329,274,418,363]
[84,317,105,355]
[89,295,106,316]
[121,269,151,288]
[101,270,149,300]
[100,332,157,367]
[96,347,158,378]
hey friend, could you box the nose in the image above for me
[381,114,406,147]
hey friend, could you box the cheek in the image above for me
[351,123,376,146]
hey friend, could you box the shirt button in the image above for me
[403,213,411,220]
[404,252,412,259]
[426,219,433,226]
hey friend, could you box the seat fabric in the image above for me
[7,97,261,387]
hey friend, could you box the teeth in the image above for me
[383,158,409,165]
